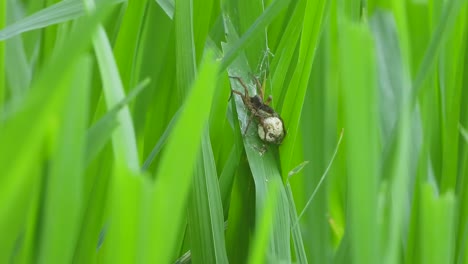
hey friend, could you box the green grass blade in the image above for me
[220,0,290,72]
[370,11,412,264]
[175,0,197,101]
[0,0,5,108]
[193,0,215,63]
[86,78,150,166]
[225,160,255,263]
[411,0,466,104]
[93,25,140,171]
[224,17,291,262]
[0,7,109,261]
[439,3,467,192]
[141,108,181,170]
[155,0,174,19]
[100,166,150,263]
[285,183,308,264]
[145,51,219,263]
[112,0,148,90]
[218,99,243,213]
[247,180,280,264]
[270,0,306,108]
[188,131,228,263]
[37,55,91,264]
[279,0,328,180]
[339,21,379,264]
[420,185,457,264]
[0,0,124,41]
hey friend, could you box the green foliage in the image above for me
[0,0,467,263]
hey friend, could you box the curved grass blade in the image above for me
[93,25,140,171]
[0,0,124,41]
[219,0,290,72]
[141,107,181,170]
[86,78,150,166]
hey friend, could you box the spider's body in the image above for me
[230,76,286,144]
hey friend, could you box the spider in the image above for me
[229,75,286,145]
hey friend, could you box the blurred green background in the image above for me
[0,0,467,263]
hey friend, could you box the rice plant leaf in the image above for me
[37,55,91,264]
[188,130,228,263]
[279,0,328,180]
[100,166,151,263]
[145,51,219,263]
[113,0,148,90]
[141,108,181,170]
[219,0,290,72]
[339,22,379,264]
[285,183,308,264]
[175,0,197,101]
[247,180,280,264]
[0,7,109,261]
[461,124,468,143]
[223,16,291,262]
[93,25,140,171]
[270,0,306,108]
[419,185,456,264]
[0,0,5,108]
[0,0,124,41]
[224,159,255,263]
[218,102,244,212]
[86,78,150,166]
[370,11,412,264]
[155,0,174,19]
[411,0,467,104]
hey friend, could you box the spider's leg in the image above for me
[243,111,255,135]
[264,95,272,106]
[229,76,250,97]
[251,73,264,100]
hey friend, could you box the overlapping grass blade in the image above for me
[339,22,379,264]
[187,131,228,263]
[99,166,151,263]
[247,180,280,264]
[5,4,31,100]
[279,0,328,180]
[0,7,109,261]
[86,78,150,165]
[175,0,196,101]
[144,51,219,263]
[269,0,306,108]
[219,0,290,72]
[285,184,308,264]
[93,25,140,171]
[223,16,291,262]
[0,0,124,41]
[141,108,181,170]
[112,0,148,91]
[370,11,412,264]
[37,55,91,263]
[224,159,255,263]
[0,0,5,107]
[155,0,174,19]
[439,3,467,192]
[419,185,456,264]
